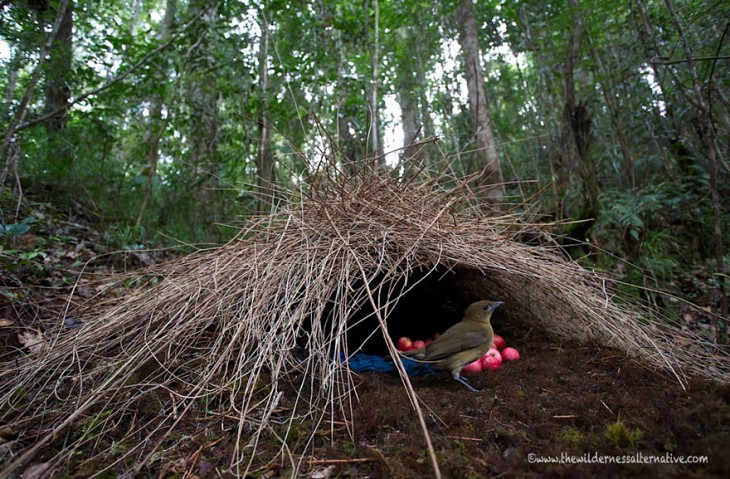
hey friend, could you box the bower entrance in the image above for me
[339,266,511,356]
[4,171,727,478]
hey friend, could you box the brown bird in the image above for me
[401,300,503,391]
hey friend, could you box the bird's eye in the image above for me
[482,305,490,310]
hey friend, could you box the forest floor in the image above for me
[1,204,729,478]
[4,322,728,478]
[334,333,730,478]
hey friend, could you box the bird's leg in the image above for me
[452,373,479,392]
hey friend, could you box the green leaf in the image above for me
[0,217,39,237]
[18,251,46,261]
[0,222,30,237]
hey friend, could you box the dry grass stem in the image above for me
[1,167,727,477]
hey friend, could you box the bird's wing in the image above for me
[421,324,490,361]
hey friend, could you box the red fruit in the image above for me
[501,347,520,361]
[492,334,506,350]
[412,340,426,350]
[481,348,502,371]
[424,339,432,346]
[462,360,482,374]
[397,337,412,350]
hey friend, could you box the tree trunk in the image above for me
[559,0,581,175]
[2,45,19,121]
[584,29,634,188]
[397,22,433,177]
[414,69,433,168]
[413,25,433,167]
[396,26,421,177]
[44,0,73,169]
[634,0,673,117]
[367,0,382,164]
[663,0,727,324]
[398,76,420,175]
[519,4,561,209]
[130,0,143,34]
[336,42,356,169]
[186,2,220,224]
[1,0,69,189]
[136,0,177,226]
[558,0,597,219]
[456,0,504,206]
[256,10,275,214]
[336,68,357,168]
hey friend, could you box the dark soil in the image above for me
[7,328,728,478]
[342,337,730,479]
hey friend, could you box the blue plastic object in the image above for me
[346,353,436,376]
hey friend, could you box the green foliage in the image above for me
[0,0,727,297]
[594,185,682,276]
[594,186,661,252]
[0,213,45,272]
[641,231,680,281]
[0,217,37,237]
[590,184,697,306]
[616,267,645,299]
[603,420,643,449]
[0,247,47,272]
[104,224,147,251]
[556,426,584,446]
[601,193,647,243]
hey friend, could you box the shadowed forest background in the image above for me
[1,0,728,333]
[1,1,730,477]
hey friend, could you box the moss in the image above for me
[81,410,113,438]
[603,420,643,449]
[557,426,585,446]
[341,440,356,454]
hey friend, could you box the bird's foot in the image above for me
[454,375,480,392]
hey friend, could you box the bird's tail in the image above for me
[398,349,436,363]
[399,348,423,357]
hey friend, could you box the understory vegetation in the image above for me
[2,0,727,338]
[0,1,728,476]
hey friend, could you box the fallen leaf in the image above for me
[0,425,15,440]
[310,465,335,479]
[18,462,52,479]
[74,240,87,253]
[197,460,212,476]
[676,337,693,348]
[0,318,14,327]
[17,329,47,354]
[76,285,95,298]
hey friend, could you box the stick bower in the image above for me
[2,171,727,476]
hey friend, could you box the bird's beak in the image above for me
[491,301,504,311]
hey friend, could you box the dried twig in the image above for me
[1,165,727,478]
